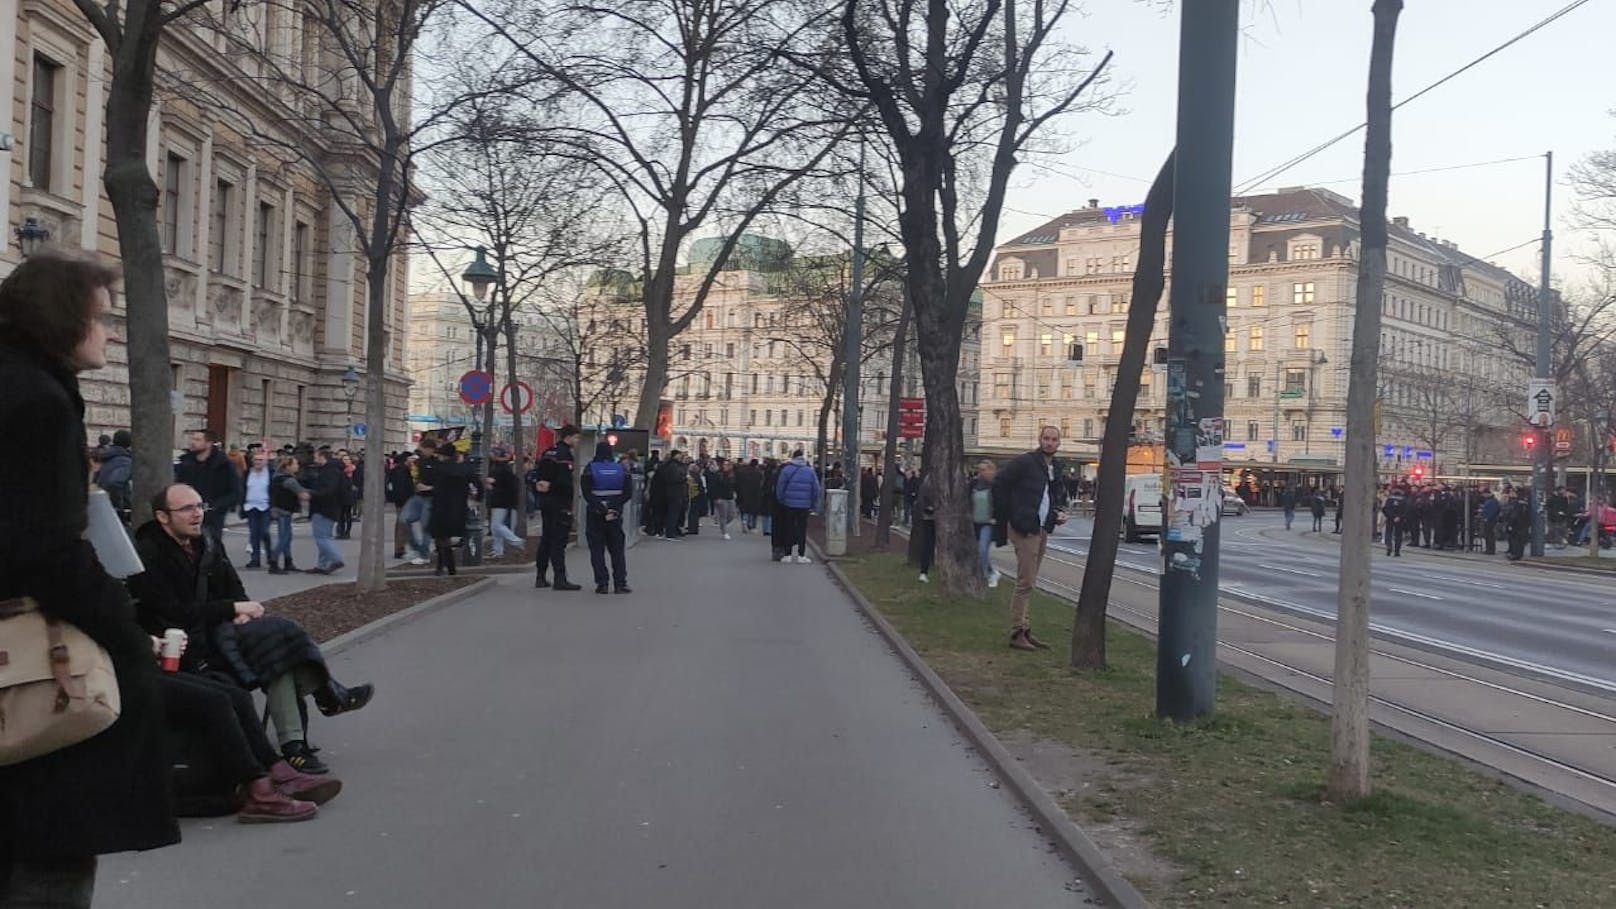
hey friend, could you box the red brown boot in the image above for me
[269,760,343,805]
[1008,630,1038,652]
[1024,630,1052,650]
[238,776,318,823]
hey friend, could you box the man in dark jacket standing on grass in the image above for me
[991,426,1067,652]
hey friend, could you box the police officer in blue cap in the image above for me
[581,438,633,594]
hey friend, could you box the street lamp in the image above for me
[462,246,497,301]
[14,217,50,258]
[341,365,360,449]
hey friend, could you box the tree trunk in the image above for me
[1329,0,1402,804]
[1072,151,1176,670]
[98,16,171,528]
[875,293,913,545]
[356,140,404,593]
[504,313,527,537]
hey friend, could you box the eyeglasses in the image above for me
[161,503,210,515]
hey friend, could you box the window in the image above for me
[780,409,788,427]
[726,343,735,359]
[796,409,804,427]
[1041,298,1053,317]
[724,373,734,399]
[750,374,759,394]
[765,376,774,394]
[1000,417,1013,437]
[1284,368,1306,393]
[162,153,186,255]
[1293,243,1319,260]
[1292,422,1308,441]
[1085,330,1099,355]
[678,376,690,398]
[1252,285,1266,307]
[764,410,772,426]
[1225,332,1235,353]
[253,202,275,287]
[28,56,58,190]
[1086,257,1104,275]
[993,373,1010,398]
[1248,326,1265,351]
[211,179,235,274]
[1248,375,1262,398]
[721,409,729,427]
[1064,298,1077,316]
[749,409,757,426]
[1066,257,1081,276]
[1293,282,1315,305]
[1083,418,1094,438]
[1111,295,1129,314]
[769,341,777,358]
[705,312,715,329]
[1001,330,1015,353]
[1112,254,1131,273]
[1226,286,1238,308]
[1060,418,1071,437]
[1111,328,1125,352]
[1247,420,1260,441]
[1040,332,1053,356]
[1294,323,1311,350]
[1087,295,1102,315]
[681,343,691,359]
[999,260,1024,280]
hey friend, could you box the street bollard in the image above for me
[825,489,848,556]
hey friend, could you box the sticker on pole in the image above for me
[500,381,534,415]
[1528,379,1554,427]
[459,370,494,406]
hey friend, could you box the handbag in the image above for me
[0,596,122,766]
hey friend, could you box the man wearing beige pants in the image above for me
[991,426,1068,651]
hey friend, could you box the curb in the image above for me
[814,544,1152,909]
[1257,525,1616,576]
[320,577,497,656]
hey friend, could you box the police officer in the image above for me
[1381,484,1407,556]
[534,425,582,590]
[581,440,633,595]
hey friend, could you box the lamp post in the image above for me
[460,247,498,567]
[341,365,359,450]
[14,217,51,258]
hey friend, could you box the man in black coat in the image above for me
[991,426,1068,652]
[304,446,346,574]
[0,253,179,893]
[735,458,764,532]
[175,428,240,541]
[485,445,525,560]
[386,452,417,559]
[656,450,689,540]
[128,482,374,775]
[534,425,582,590]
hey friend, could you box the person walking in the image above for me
[176,428,241,542]
[1309,490,1326,533]
[580,441,632,594]
[992,426,1068,651]
[1280,484,1297,531]
[0,249,181,903]
[685,461,707,535]
[428,447,476,576]
[972,459,1000,588]
[401,441,438,566]
[735,458,763,533]
[302,447,346,574]
[484,445,524,560]
[915,474,938,583]
[385,451,416,559]
[334,452,358,540]
[267,454,308,574]
[774,449,821,563]
[709,458,738,539]
[240,448,274,568]
[534,425,582,590]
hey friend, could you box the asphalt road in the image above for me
[1047,511,1616,694]
[97,535,1087,908]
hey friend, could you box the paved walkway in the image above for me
[98,530,1086,907]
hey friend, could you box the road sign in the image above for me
[352,422,367,439]
[1528,379,1554,426]
[1554,426,1574,457]
[898,396,925,439]
[500,380,534,415]
[459,370,494,406]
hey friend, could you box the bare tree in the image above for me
[1071,151,1174,671]
[1330,0,1401,804]
[835,0,1113,591]
[463,0,857,432]
[68,0,214,524]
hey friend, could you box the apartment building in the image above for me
[597,234,981,463]
[3,0,411,452]
[979,188,1537,475]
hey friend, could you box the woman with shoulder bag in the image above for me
[0,250,180,906]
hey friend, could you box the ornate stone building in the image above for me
[980,188,1536,478]
[2,0,411,453]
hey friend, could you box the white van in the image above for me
[1123,473,1164,542]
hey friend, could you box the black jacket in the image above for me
[176,448,240,513]
[96,443,134,514]
[269,468,304,514]
[307,459,345,520]
[735,464,764,513]
[656,458,688,502]
[993,450,1067,537]
[0,344,179,860]
[386,460,415,506]
[536,441,577,511]
[708,469,735,501]
[488,460,520,510]
[428,459,477,538]
[128,521,327,691]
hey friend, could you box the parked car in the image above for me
[1123,474,1164,542]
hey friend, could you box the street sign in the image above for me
[1528,379,1554,426]
[352,422,367,439]
[459,370,494,406]
[898,396,925,439]
[500,380,534,415]
[1554,426,1574,457]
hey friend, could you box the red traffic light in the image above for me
[1410,464,1425,480]
[1523,433,1537,450]
[606,432,620,448]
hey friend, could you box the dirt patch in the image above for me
[1000,729,1182,892]
[266,576,482,643]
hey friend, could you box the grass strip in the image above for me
[840,551,1616,907]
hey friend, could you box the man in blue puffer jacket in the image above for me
[774,449,821,563]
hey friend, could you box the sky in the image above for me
[1000,0,1616,292]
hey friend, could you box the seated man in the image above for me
[128,483,375,775]
[155,639,339,822]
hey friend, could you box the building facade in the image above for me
[980,188,1536,479]
[594,234,981,464]
[3,0,411,453]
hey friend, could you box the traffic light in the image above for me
[1523,432,1537,453]
[1409,463,1425,481]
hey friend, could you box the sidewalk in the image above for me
[1013,546,1616,823]
[97,530,1091,907]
